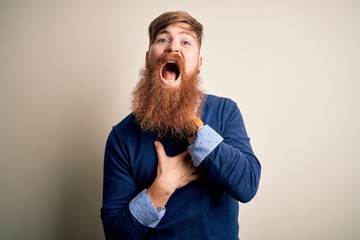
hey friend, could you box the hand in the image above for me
[188,117,204,144]
[154,141,203,191]
[147,141,204,208]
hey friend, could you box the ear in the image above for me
[198,55,203,71]
[145,51,149,65]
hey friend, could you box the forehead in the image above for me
[157,22,197,39]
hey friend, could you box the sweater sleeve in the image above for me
[191,99,261,203]
[101,128,151,240]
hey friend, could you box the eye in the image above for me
[157,38,169,44]
[182,40,191,46]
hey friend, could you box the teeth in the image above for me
[164,79,176,83]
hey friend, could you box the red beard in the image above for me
[131,53,204,140]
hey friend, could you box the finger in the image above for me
[188,135,195,144]
[154,141,167,159]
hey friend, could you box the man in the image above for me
[101,11,261,239]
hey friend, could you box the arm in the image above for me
[101,130,202,239]
[188,100,261,203]
[101,129,150,239]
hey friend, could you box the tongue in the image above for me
[163,70,177,80]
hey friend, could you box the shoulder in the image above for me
[204,94,238,111]
[108,113,139,141]
[113,113,137,131]
[201,94,244,136]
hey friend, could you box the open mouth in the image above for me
[161,61,180,83]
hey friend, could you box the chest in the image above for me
[128,136,189,190]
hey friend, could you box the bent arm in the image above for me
[188,100,261,203]
[101,129,151,239]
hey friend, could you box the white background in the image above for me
[1,0,359,239]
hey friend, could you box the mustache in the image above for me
[157,53,184,68]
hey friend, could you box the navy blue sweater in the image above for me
[101,94,261,239]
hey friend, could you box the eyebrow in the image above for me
[158,29,196,39]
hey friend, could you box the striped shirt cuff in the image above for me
[188,125,223,167]
[129,189,166,228]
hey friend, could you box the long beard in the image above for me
[131,54,204,140]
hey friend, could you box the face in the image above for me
[146,22,202,88]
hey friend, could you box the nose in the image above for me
[165,41,180,53]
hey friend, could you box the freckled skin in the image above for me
[146,22,202,88]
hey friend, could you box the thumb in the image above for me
[154,141,167,159]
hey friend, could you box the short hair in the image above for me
[148,11,203,49]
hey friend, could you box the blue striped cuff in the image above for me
[188,125,223,167]
[129,189,165,228]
